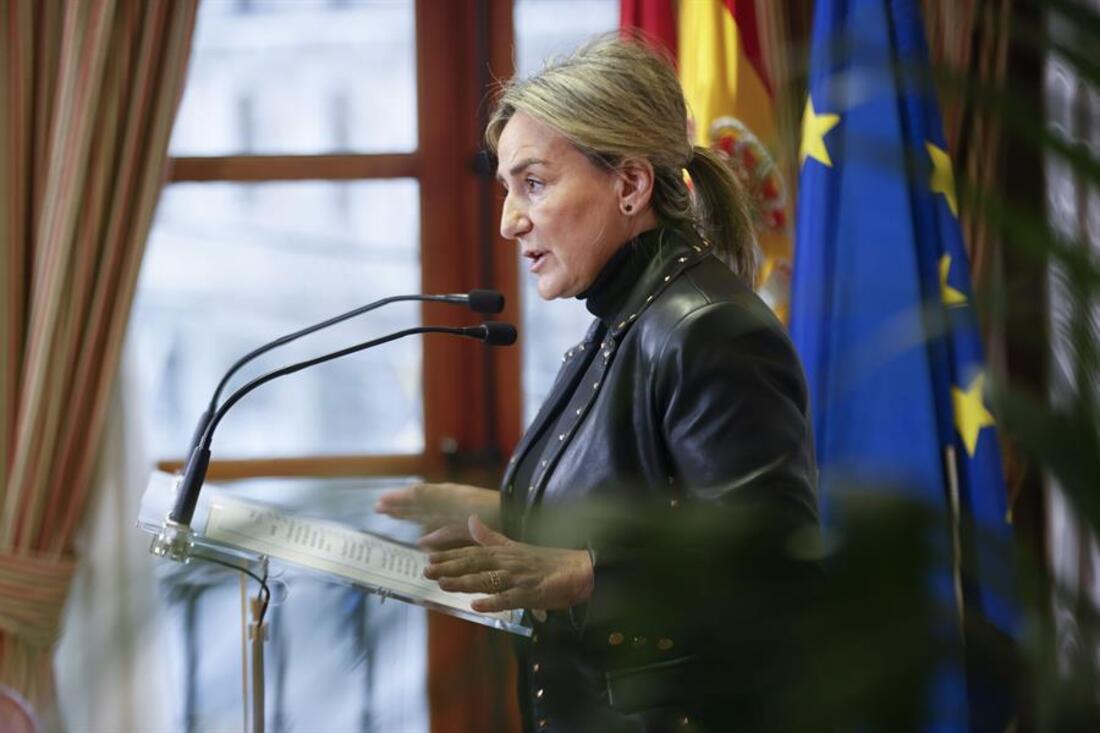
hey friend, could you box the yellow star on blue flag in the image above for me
[953,373,995,457]
[940,254,967,307]
[927,142,958,216]
[800,97,840,168]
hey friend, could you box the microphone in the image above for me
[463,289,506,314]
[185,290,505,455]
[462,321,517,346]
[167,321,515,530]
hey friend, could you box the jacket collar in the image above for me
[598,227,712,341]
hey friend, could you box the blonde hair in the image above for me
[485,32,758,284]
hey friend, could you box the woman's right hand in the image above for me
[374,482,500,550]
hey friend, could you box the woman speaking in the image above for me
[377,34,817,731]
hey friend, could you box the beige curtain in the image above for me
[0,0,197,710]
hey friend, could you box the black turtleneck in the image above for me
[577,227,660,323]
[511,229,660,507]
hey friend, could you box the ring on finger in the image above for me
[487,569,504,593]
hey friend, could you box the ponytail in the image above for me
[686,145,759,286]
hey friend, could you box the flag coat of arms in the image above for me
[623,0,793,317]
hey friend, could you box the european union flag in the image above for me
[789,0,1017,729]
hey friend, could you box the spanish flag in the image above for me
[680,0,791,319]
[622,0,792,320]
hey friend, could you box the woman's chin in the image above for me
[535,279,565,301]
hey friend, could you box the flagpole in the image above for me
[944,445,965,629]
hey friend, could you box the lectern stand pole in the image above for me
[248,568,269,733]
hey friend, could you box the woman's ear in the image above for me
[615,157,655,215]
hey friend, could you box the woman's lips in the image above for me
[525,250,548,273]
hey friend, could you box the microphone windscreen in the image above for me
[481,321,517,346]
[468,289,505,314]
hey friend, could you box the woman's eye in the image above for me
[525,178,543,193]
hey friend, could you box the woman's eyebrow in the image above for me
[495,157,548,184]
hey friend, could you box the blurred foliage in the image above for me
[972,1,1100,729]
[936,0,1100,728]
[770,0,1100,727]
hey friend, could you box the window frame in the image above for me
[154,0,521,482]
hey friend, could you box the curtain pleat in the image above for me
[1,0,36,502]
[922,0,1014,294]
[754,0,812,212]
[0,0,198,711]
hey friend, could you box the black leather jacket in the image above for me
[501,228,818,732]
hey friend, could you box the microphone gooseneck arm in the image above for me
[202,326,466,450]
[168,323,510,527]
[186,295,423,454]
[186,291,504,455]
[207,294,496,412]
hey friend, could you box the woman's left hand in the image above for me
[424,516,594,614]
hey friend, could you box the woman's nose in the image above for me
[500,197,531,239]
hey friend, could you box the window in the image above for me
[133,0,423,461]
[134,179,424,458]
[130,1,519,728]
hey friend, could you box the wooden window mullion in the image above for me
[169,153,420,182]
